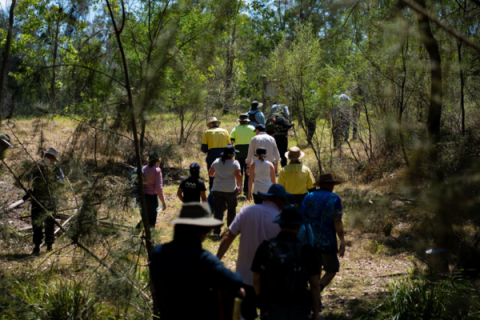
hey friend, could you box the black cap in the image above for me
[254,147,267,156]
[255,124,266,132]
[272,205,310,225]
[220,145,240,156]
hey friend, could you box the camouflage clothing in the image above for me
[26,162,65,245]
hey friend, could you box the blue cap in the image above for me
[258,184,291,198]
[273,205,310,225]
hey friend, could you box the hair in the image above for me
[279,223,298,230]
[258,154,266,161]
[190,169,200,178]
[174,224,212,242]
[148,159,158,167]
[221,154,234,164]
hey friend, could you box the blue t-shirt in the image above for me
[301,190,343,254]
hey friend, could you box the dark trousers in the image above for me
[266,304,309,320]
[274,135,289,167]
[212,190,237,234]
[292,194,307,208]
[236,157,249,194]
[135,193,159,229]
[206,155,216,190]
[242,285,258,320]
[32,202,55,246]
[253,193,264,204]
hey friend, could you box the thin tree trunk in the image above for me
[416,0,442,141]
[0,0,17,120]
[458,41,465,136]
[223,3,240,115]
[105,0,159,317]
[51,8,62,110]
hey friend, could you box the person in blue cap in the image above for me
[251,205,321,320]
[177,162,207,203]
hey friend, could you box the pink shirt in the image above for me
[143,165,165,203]
[229,201,281,286]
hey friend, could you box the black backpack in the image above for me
[248,110,259,123]
[259,238,308,307]
[127,167,144,198]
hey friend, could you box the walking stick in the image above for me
[233,297,242,320]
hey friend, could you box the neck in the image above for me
[290,160,300,164]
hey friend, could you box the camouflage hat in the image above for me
[0,133,13,148]
[148,151,161,161]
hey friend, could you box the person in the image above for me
[0,133,13,159]
[177,162,207,203]
[151,202,244,320]
[301,173,346,303]
[277,146,315,207]
[248,147,275,204]
[25,147,65,255]
[230,113,256,196]
[248,101,266,128]
[252,205,321,320]
[332,89,352,148]
[209,145,242,236]
[134,151,167,230]
[217,184,291,320]
[201,117,231,189]
[350,85,364,140]
[267,102,290,121]
[266,112,294,168]
[246,124,281,176]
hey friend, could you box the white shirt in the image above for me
[246,132,281,165]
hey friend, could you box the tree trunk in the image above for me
[458,41,465,136]
[105,0,159,317]
[416,0,442,142]
[51,8,62,110]
[0,0,17,120]
[223,23,237,115]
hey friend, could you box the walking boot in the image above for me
[31,245,40,256]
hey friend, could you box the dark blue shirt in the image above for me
[151,240,244,320]
[301,190,343,254]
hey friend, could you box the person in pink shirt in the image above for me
[216,184,291,320]
[136,151,167,229]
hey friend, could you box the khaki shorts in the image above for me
[316,253,340,273]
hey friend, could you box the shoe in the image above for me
[32,246,40,256]
[47,244,53,252]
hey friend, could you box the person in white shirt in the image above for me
[248,147,276,204]
[246,124,281,175]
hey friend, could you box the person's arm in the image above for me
[277,168,284,185]
[230,129,236,146]
[334,217,345,257]
[246,141,255,175]
[201,132,209,153]
[209,166,215,177]
[307,168,315,193]
[271,138,281,173]
[200,191,207,202]
[309,275,321,320]
[269,162,275,184]
[248,162,255,201]
[235,169,242,194]
[256,111,265,125]
[216,230,237,260]
[156,168,167,210]
[253,272,261,295]
[177,187,184,203]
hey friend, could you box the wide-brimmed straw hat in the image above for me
[285,146,304,160]
[0,133,13,148]
[170,202,223,227]
[41,147,59,160]
[315,173,343,186]
[206,117,221,127]
[237,114,250,122]
[273,205,310,225]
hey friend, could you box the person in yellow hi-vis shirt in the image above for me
[277,146,315,208]
[201,117,231,189]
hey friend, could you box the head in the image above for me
[273,205,309,235]
[206,117,221,128]
[260,184,292,209]
[285,146,304,164]
[221,145,239,164]
[238,113,250,125]
[170,202,223,242]
[44,154,56,165]
[315,173,342,192]
[42,147,59,165]
[319,182,335,192]
[189,162,201,178]
[251,101,262,111]
[255,147,267,162]
[148,151,161,168]
[255,124,265,135]
[264,195,289,210]
[0,134,13,152]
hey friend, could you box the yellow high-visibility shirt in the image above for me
[277,163,315,195]
[201,127,231,150]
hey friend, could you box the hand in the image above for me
[238,187,242,195]
[246,168,250,176]
[247,193,252,201]
[338,240,345,258]
[274,166,278,175]
[240,288,246,297]
[162,202,167,211]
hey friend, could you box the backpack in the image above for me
[248,110,259,123]
[259,238,307,307]
[127,167,144,198]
